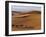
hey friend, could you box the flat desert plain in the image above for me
[12,11,41,31]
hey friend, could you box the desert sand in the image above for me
[12,11,41,31]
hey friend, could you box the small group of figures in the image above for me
[12,24,34,30]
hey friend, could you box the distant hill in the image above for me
[12,11,41,18]
[12,11,41,14]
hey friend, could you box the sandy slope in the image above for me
[12,11,41,31]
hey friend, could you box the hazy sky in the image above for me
[11,5,41,12]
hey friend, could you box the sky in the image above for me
[11,5,41,13]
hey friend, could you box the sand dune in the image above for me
[12,11,41,31]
